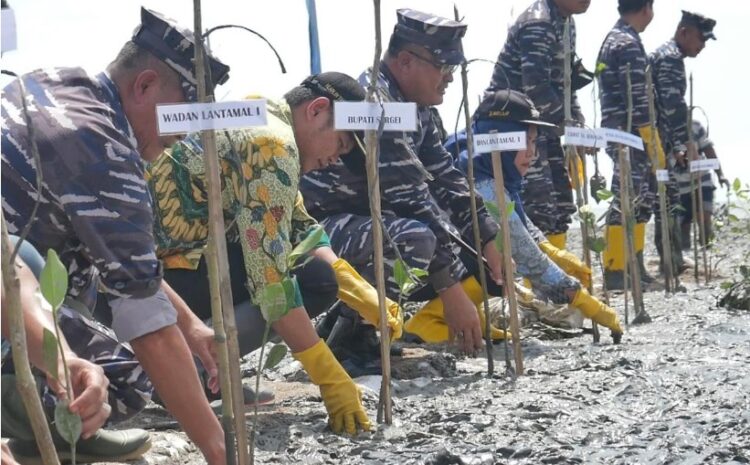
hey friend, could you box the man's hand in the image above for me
[2,442,19,465]
[482,241,504,286]
[718,174,729,189]
[48,356,110,439]
[674,150,687,168]
[439,284,482,354]
[183,321,219,394]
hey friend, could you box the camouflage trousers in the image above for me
[605,147,657,225]
[320,213,466,300]
[521,133,576,235]
[1,238,152,431]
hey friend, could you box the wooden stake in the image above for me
[489,144,524,375]
[192,2,248,463]
[688,73,710,284]
[365,0,392,425]
[454,5,496,376]
[646,67,675,293]
[623,65,647,323]
[563,18,599,342]
[1,215,61,465]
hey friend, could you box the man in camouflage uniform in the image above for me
[596,0,663,290]
[675,120,728,249]
[301,9,506,357]
[485,0,592,250]
[650,11,717,268]
[1,8,230,464]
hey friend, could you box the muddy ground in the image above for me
[106,225,750,465]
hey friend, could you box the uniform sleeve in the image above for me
[419,116,499,247]
[291,192,330,249]
[616,41,651,128]
[48,122,163,300]
[518,22,565,125]
[654,55,688,153]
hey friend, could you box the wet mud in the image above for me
[108,228,750,465]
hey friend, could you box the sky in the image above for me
[2,0,748,197]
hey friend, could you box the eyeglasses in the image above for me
[405,50,457,75]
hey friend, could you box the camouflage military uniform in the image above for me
[300,62,498,301]
[485,0,581,235]
[597,19,656,225]
[1,68,175,340]
[1,238,151,425]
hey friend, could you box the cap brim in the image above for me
[519,119,557,128]
[704,32,716,40]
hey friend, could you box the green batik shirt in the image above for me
[146,98,329,308]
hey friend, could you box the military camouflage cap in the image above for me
[132,7,230,102]
[474,89,556,128]
[680,10,717,41]
[393,9,467,65]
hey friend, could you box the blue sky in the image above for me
[2,0,748,195]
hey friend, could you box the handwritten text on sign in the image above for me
[156,100,267,135]
[563,127,605,148]
[473,132,527,154]
[334,102,417,131]
[689,158,721,173]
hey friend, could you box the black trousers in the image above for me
[163,241,339,356]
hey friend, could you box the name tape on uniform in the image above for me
[597,128,644,150]
[473,132,527,154]
[689,158,721,173]
[334,102,417,131]
[655,169,670,182]
[563,127,605,148]
[156,100,268,135]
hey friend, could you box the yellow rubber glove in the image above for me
[638,125,666,170]
[331,258,403,340]
[539,241,592,290]
[293,339,372,435]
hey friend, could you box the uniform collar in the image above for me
[96,72,134,139]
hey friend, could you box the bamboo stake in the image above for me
[192,2,248,464]
[688,73,709,284]
[1,215,61,465]
[454,5,496,376]
[563,18,599,342]
[623,65,647,323]
[646,67,674,293]
[489,142,524,375]
[365,0,392,425]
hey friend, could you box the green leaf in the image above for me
[588,236,606,253]
[411,268,429,278]
[595,61,607,76]
[40,249,68,310]
[42,329,59,381]
[394,259,411,294]
[506,201,516,216]
[720,281,733,290]
[727,214,740,223]
[263,344,288,370]
[54,400,81,445]
[259,282,288,323]
[733,178,741,192]
[494,232,504,254]
[484,200,501,221]
[288,226,325,267]
[595,189,614,201]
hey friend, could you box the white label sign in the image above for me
[597,128,645,150]
[689,158,721,173]
[472,132,527,154]
[563,127,605,148]
[156,100,267,135]
[655,169,670,182]
[334,102,417,131]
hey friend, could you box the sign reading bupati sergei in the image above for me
[334,102,417,131]
[156,100,267,134]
